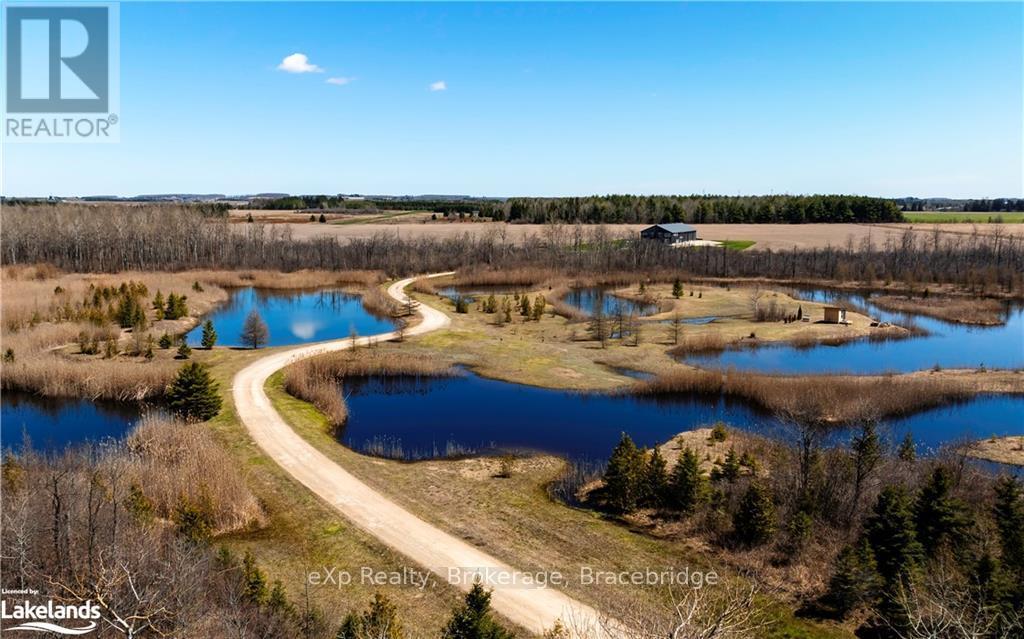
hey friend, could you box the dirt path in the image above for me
[233,273,613,637]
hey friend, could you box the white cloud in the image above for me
[325,77,353,86]
[429,80,447,92]
[277,53,323,74]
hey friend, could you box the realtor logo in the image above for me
[3,2,119,141]
[6,6,108,112]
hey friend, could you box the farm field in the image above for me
[231,212,1024,249]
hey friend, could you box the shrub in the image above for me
[200,319,217,349]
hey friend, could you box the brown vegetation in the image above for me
[870,294,1008,325]
[633,368,970,423]
[962,435,1024,466]
[6,205,1023,297]
[283,349,453,428]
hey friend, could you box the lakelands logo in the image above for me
[1,596,100,635]
[3,1,120,142]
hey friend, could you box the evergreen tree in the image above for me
[319,213,327,223]
[733,482,776,547]
[520,295,531,317]
[992,477,1024,585]
[914,466,969,557]
[642,447,669,508]
[200,319,217,349]
[531,295,546,321]
[337,593,404,639]
[897,432,916,462]
[176,342,192,359]
[603,433,644,513]
[850,422,882,519]
[721,447,741,482]
[865,486,923,589]
[669,446,705,513]
[152,290,164,311]
[672,278,683,299]
[166,361,222,421]
[441,582,514,639]
[241,551,268,605]
[241,309,270,349]
[826,540,882,618]
[158,332,173,349]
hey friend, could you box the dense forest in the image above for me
[4,205,1022,295]
[251,194,904,224]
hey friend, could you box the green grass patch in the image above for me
[721,239,756,251]
[903,212,1024,224]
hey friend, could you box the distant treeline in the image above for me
[250,195,484,215]
[251,194,904,224]
[5,205,1022,295]
[963,198,1024,212]
[490,194,903,224]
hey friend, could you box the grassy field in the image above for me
[720,239,756,250]
[902,211,1024,223]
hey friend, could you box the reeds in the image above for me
[283,349,453,428]
[125,414,266,534]
[2,354,179,401]
[633,368,971,423]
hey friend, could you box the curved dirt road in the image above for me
[233,274,611,637]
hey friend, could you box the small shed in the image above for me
[640,223,698,244]
[823,306,847,324]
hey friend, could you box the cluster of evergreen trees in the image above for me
[337,582,513,639]
[963,198,1024,212]
[600,432,773,546]
[826,471,1023,635]
[488,194,903,225]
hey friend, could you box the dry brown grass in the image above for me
[962,435,1024,466]
[125,414,266,535]
[2,352,179,401]
[190,268,381,290]
[283,349,453,428]
[870,294,1007,326]
[634,368,971,423]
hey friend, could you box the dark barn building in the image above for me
[639,223,698,244]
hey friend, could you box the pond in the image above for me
[1,391,142,454]
[562,288,658,317]
[336,370,1024,465]
[682,289,1024,374]
[185,287,395,348]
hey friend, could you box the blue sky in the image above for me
[4,2,1022,198]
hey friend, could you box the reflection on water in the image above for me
[563,288,657,317]
[1,390,142,453]
[684,288,1024,374]
[337,370,1024,465]
[186,287,395,348]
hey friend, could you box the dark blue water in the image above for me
[563,288,658,317]
[1,391,141,453]
[185,288,395,348]
[684,289,1024,374]
[437,285,522,304]
[337,371,1024,464]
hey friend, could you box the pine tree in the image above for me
[721,447,741,482]
[441,582,514,639]
[241,309,270,349]
[152,290,164,311]
[603,433,643,513]
[993,477,1024,578]
[166,361,222,421]
[914,466,969,557]
[669,447,705,513]
[672,278,683,299]
[850,422,881,519]
[826,540,882,618]
[241,551,268,605]
[531,295,546,321]
[733,482,776,546]
[176,342,192,359]
[158,332,173,349]
[642,447,669,508]
[865,486,923,589]
[897,432,916,461]
[200,319,217,349]
[520,295,531,317]
[337,593,404,639]
[319,213,327,223]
